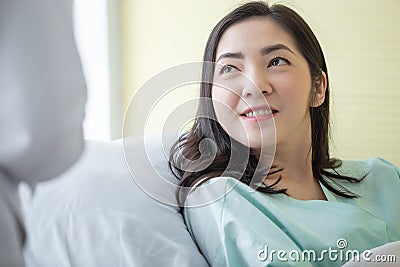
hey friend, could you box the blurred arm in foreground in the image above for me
[0,0,86,265]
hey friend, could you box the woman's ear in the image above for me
[311,71,327,107]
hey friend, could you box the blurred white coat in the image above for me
[0,0,86,265]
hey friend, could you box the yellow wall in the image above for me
[120,0,400,165]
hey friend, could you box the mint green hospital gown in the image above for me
[184,158,400,266]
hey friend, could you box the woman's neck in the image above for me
[261,124,327,200]
[273,137,313,182]
[258,119,313,179]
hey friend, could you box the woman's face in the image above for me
[211,17,325,149]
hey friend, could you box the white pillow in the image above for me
[20,136,209,267]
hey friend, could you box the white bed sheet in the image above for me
[20,138,208,267]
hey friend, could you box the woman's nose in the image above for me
[241,69,272,97]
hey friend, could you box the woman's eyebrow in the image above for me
[216,52,244,63]
[216,44,294,63]
[260,44,294,55]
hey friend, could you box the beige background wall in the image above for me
[119,0,400,165]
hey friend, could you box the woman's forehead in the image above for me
[216,17,298,57]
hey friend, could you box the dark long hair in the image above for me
[169,1,363,205]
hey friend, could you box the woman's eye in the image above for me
[269,57,289,67]
[221,65,238,74]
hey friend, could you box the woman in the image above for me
[169,1,400,266]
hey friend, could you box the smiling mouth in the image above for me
[241,108,279,118]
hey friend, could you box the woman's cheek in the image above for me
[212,88,240,129]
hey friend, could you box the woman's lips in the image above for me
[240,106,279,122]
[241,111,278,122]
